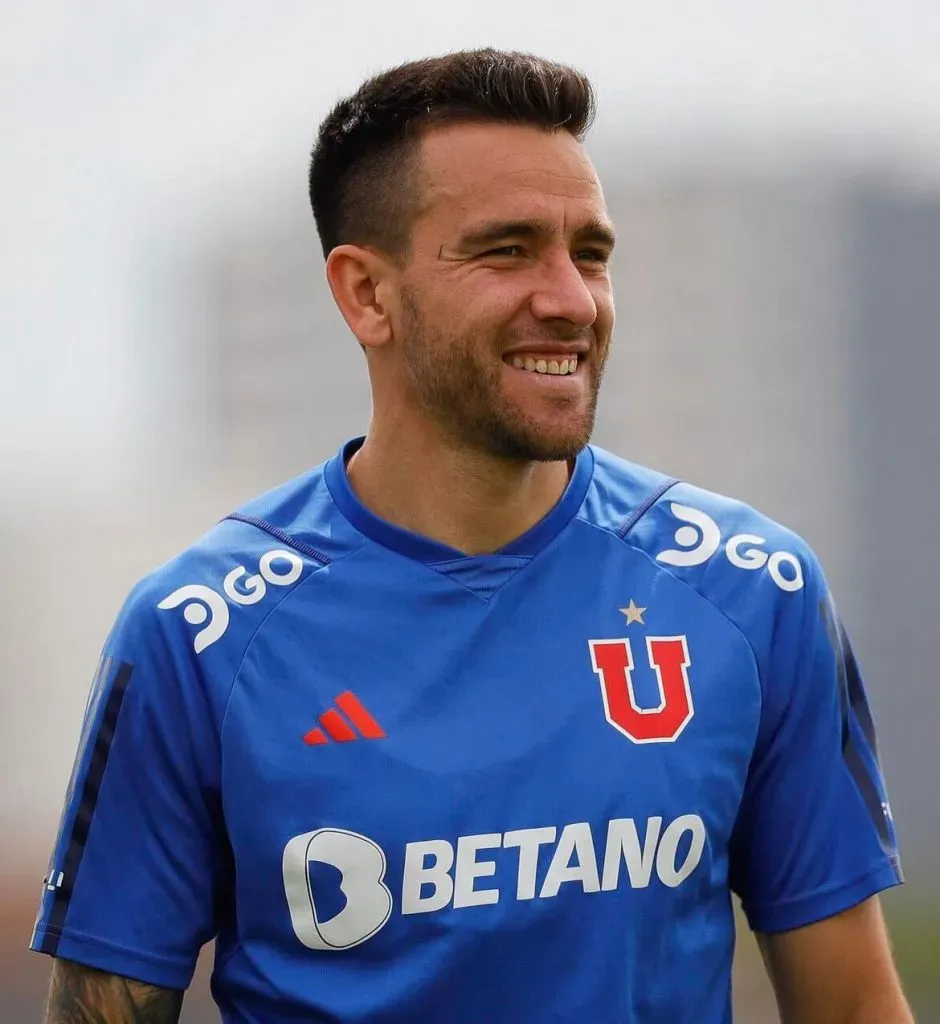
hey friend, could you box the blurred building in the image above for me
[845,183,940,859]
[597,170,863,575]
[200,215,369,479]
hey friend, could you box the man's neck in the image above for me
[345,427,572,556]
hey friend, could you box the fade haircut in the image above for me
[309,48,596,261]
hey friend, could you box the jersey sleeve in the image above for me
[30,575,230,989]
[729,546,903,933]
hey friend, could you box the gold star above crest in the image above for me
[619,599,646,626]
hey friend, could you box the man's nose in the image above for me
[528,255,598,329]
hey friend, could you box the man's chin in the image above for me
[479,419,594,463]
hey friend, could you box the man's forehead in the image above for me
[418,122,605,214]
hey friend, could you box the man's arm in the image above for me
[43,959,183,1024]
[757,896,913,1024]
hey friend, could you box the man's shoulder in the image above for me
[118,459,355,662]
[581,445,679,535]
[584,445,821,601]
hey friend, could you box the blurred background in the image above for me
[2,2,938,1020]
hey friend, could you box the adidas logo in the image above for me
[304,691,386,746]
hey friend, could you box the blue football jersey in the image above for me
[32,440,902,1023]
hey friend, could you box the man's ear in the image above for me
[325,244,397,350]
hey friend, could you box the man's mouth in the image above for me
[504,354,579,376]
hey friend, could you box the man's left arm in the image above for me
[757,896,912,1023]
[726,536,909,1018]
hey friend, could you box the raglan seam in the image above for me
[206,527,372,980]
[576,510,780,908]
[218,531,372,745]
[582,490,897,920]
[99,520,360,976]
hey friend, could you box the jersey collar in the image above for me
[325,437,594,565]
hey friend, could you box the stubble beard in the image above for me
[400,292,605,463]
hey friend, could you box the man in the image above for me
[32,49,911,1023]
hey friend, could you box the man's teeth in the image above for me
[509,355,579,375]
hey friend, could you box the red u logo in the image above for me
[588,636,694,744]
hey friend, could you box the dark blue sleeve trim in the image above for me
[38,660,134,955]
[819,600,898,857]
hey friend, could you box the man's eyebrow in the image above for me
[575,220,617,250]
[456,219,551,249]
[455,218,616,250]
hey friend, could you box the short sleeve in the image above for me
[729,548,903,934]
[30,577,230,989]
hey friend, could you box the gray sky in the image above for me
[2,0,938,480]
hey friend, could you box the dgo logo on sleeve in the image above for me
[655,503,804,592]
[158,549,304,653]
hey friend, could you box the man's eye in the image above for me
[481,246,523,258]
[575,249,610,264]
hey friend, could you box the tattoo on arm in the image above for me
[43,958,184,1024]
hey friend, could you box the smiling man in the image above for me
[33,49,911,1023]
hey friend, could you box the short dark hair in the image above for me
[309,48,596,260]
